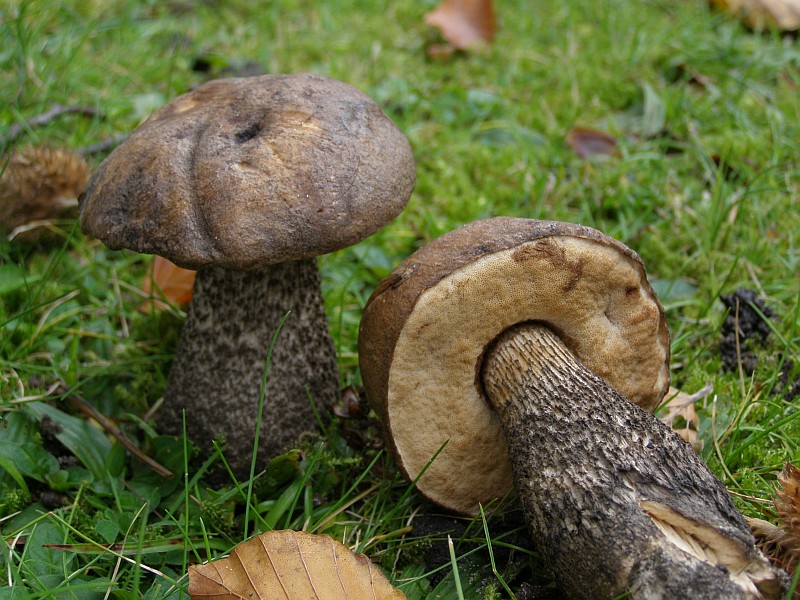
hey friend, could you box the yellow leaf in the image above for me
[188,530,406,600]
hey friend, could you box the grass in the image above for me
[1,0,799,597]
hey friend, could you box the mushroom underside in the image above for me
[372,234,670,514]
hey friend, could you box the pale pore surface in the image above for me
[387,236,670,514]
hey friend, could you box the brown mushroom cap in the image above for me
[358,217,670,515]
[79,73,415,270]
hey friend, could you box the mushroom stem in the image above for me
[481,322,786,600]
[161,258,339,478]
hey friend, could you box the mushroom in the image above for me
[80,73,415,477]
[359,217,787,599]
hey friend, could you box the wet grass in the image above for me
[1,0,799,597]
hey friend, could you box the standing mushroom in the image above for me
[359,217,786,599]
[80,73,415,477]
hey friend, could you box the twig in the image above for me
[78,133,128,156]
[111,269,130,338]
[8,218,78,241]
[730,491,772,505]
[142,396,164,423]
[8,381,62,405]
[2,104,102,147]
[55,384,174,479]
[667,382,714,409]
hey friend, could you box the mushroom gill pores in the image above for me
[358,217,787,599]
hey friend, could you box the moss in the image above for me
[0,487,31,514]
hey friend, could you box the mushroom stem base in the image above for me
[481,322,786,600]
[160,258,339,478]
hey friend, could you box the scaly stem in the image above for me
[481,322,785,600]
[162,258,339,479]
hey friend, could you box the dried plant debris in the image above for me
[1,104,100,147]
[565,127,620,159]
[719,288,775,374]
[331,386,384,452]
[188,529,405,600]
[660,385,712,453]
[424,0,496,57]
[750,463,800,596]
[0,145,90,241]
[709,0,800,31]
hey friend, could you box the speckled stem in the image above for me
[481,322,786,600]
[161,258,339,479]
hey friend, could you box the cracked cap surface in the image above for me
[79,73,415,270]
[358,217,671,515]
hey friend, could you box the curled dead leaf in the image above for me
[188,529,405,600]
[565,127,619,159]
[659,384,712,452]
[425,0,496,55]
[333,386,365,419]
[709,0,800,31]
[140,255,196,311]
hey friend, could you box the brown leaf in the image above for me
[188,530,406,600]
[140,256,196,310]
[333,386,365,419]
[425,0,496,51]
[709,0,800,31]
[660,385,711,452]
[565,127,619,159]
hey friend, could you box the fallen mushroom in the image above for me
[79,73,416,477]
[359,217,787,599]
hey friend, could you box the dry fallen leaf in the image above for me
[709,0,800,30]
[565,127,619,159]
[425,0,496,55]
[188,529,406,600]
[140,255,196,310]
[333,386,365,419]
[659,385,711,452]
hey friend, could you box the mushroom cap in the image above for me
[358,217,671,515]
[79,73,416,270]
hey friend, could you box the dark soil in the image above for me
[412,508,561,597]
[718,288,798,401]
[719,288,774,374]
[39,414,77,468]
[777,357,800,402]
